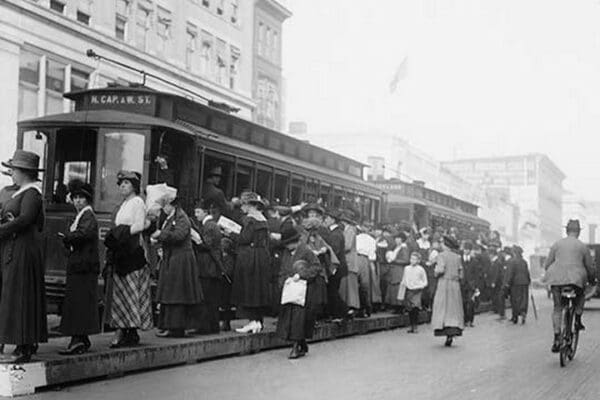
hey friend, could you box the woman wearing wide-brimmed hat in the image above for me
[104,170,153,348]
[58,180,100,355]
[431,235,464,347]
[232,191,272,334]
[152,191,204,337]
[0,150,47,363]
[276,226,325,359]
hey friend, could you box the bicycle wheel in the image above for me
[569,324,580,361]
[559,308,571,367]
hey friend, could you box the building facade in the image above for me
[252,0,291,130]
[0,0,286,186]
[443,154,565,254]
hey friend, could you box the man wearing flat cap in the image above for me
[544,219,596,353]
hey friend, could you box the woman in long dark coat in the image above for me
[58,180,100,354]
[191,200,223,335]
[232,192,271,334]
[152,196,204,337]
[504,245,531,324]
[384,232,410,311]
[277,226,324,359]
[0,150,47,363]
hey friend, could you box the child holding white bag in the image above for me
[398,252,428,333]
[276,226,324,359]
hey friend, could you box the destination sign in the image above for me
[76,90,157,115]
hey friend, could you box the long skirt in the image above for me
[510,285,529,318]
[109,267,153,330]
[327,270,347,318]
[339,272,360,309]
[196,277,221,334]
[158,304,203,330]
[357,256,382,307]
[60,273,100,335]
[384,265,405,307]
[0,236,47,345]
[307,276,328,320]
[432,278,464,337]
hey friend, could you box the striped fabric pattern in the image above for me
[109,267,153,330]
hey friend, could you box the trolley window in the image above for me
[291,175,304,205]
[255,165,273,201]
[99,131,145,208]
[234,161,254,197]
[51,128,96,205]
[273,171,289,204]
[203,152,235,199]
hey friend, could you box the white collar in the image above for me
[70,205,93,232]
[330,224,338,231]
[12,182,42,199]
[203,215,213,225]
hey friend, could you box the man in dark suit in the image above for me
[488,241,507,319]
[462,242,484,327]
[202,166,228,215]
[323,209,348,319]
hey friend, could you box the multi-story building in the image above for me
[252,0,291,130]
[443,154,565,254]
[0,0,268,186]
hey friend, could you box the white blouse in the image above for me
[115,196,146,234]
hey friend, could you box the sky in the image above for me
[282,0,600,200]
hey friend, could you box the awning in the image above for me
[427,201,489,227]
[18,110,197,136]
[385,193,426,207]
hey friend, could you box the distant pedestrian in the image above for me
[385,232,410,313]
[431,235,464,347]
[399,252,428,333]
[504,245,531,324]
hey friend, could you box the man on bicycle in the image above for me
[544,219,596,353]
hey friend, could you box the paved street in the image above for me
[27,290,600,400]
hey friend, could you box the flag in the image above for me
[389,56,408,93]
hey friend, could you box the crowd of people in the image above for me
[0,151,538,363]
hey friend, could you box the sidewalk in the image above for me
[0,311,430,397]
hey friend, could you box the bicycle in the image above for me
[558,286,580,367]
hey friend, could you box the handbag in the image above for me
[280,277,307,307]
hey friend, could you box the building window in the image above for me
[115,0,130,40]
[217,0,224,16]
[49,0,65,13]
[18,51,40,120]
[135,6,151,51]
[230,0,238,24]
[229,46,240,90]
[256,77,279,129]
[272,31,279,63]
[202,0,209,7]
[156,8,172,57]
[71,68,89,92]
[200,32,213,77]
[77,10,90,24]
[186,24,197,71]
[258,22,265,57]
[46,59,66,115]
[216,39,227,85]
[265,27,272,60]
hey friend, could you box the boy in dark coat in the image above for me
[504,246,531,324]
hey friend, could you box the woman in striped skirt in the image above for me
[105,171,153,348]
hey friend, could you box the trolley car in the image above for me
[16,84,383,312]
